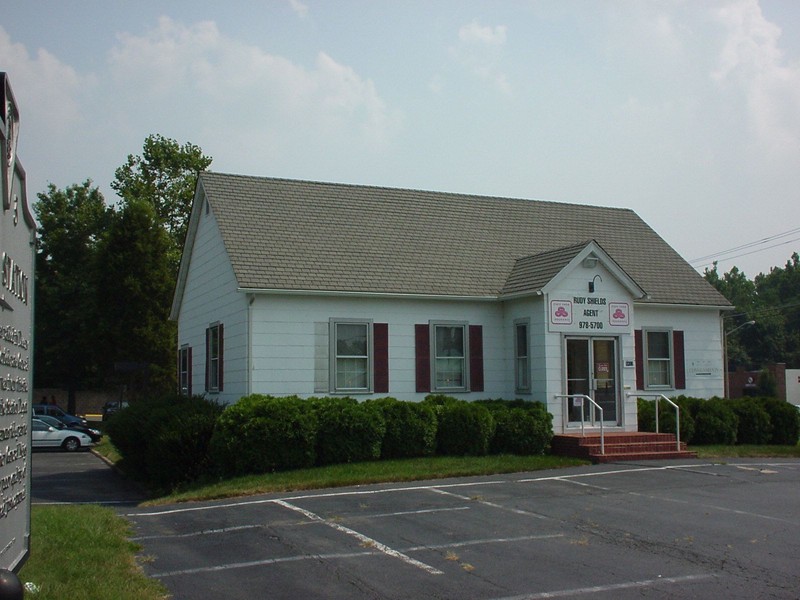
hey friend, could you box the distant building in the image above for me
[170,173,731,433]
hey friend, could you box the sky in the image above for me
[2,0,799,278]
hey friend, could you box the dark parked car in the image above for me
[36,414,103,443]
[102,400,129,421]
[33,404,89,428]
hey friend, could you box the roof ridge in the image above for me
[200,171,635,214]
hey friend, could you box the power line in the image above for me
[690,227,800,266]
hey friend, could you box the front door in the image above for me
[565,337,619,426]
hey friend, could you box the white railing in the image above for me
[555,394,604,455]
[628,393,681,451]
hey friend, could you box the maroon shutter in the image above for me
[373,323,389,393]
[205,328,210,391]
[218,323,224,392]
[415,324,430,393]
[187,347,193,397]
[673,330,685,390]
[634,329,644,390]
[469,325,484,393]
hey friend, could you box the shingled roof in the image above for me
[185,172,729,307]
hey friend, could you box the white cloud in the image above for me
[458,21,507,46]
[449,20,511,95]
[0,26,90,136]
[289,0,309,19]
[106,17,401,148]
[712,0,800,158]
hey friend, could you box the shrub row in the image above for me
[106,394,554,489]
[637,396,800,446]
[104,394,224,488]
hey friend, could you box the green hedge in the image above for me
[637,395,800,446]
[210,395,317,476]
[367,397,437,459]
[105,395,224,488]
[477,400,553,455]
[108,393,556,488]
[310,397,386,465]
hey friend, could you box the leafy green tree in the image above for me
[111,134,212,272]
[706,254,800,370]
[94,199,177,395]
[755,253,800,367]
[33,181,113,411]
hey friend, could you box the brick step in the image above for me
[578,442,689,454]
[552,432,697,464]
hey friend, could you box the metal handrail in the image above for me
[629,393,681,451]
[555,394,604,455]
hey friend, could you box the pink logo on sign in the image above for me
[609,302,629,326]
[550,300,573,325]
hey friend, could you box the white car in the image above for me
[31,418,94,451]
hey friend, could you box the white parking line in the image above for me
[488,573,716,599]
[430,487,549,519]
[273,499,444,575]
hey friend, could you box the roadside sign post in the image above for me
[0,72,34,594]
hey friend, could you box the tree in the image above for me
[94,199,177,394]
[111,134,212,273]
[706,254,800,370]
[33,181,113,411]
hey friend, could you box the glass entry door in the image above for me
[566,337,619,425]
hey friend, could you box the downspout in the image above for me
[247,293,255,396]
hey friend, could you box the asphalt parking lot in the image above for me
[123,459,800,600]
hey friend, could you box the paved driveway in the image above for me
[126,459,800,600]
[30,448,146,507]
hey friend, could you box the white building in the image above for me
[170,173,731,434]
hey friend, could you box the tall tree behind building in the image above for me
[34,181,113,411]
[112,134,212,274]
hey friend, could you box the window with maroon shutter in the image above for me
[415,324,430,393]
[178,346,192,396]
[416,322,484,393]
[373,323,389,393]
[672,330,686,390]
[206,323,223,392]
[636,328,684,390]
[469,325,484,393]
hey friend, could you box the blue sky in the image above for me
[3,1,799,277]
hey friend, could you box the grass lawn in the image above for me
[17,505,168,600]
[692,444,800,459]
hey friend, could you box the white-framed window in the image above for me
[644,328,672,388]
[178,345,191,396]
[431,322,468,391]
[331,319,372,392]
[206,323,223,392]
[514,320,530,392]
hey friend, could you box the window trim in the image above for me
[330,318,373,393]
[430,321,469,392]
[514,319,531,393]
[643,328,673,389]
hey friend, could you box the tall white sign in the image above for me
[0,73,32,574]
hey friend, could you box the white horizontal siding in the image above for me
[176,204,248,404]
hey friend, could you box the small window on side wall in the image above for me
[432,322,468,392]
[178,345,192,396]
[644,329,672,388]
[331,320,372,392]
[206,323,223,392]
[515,320,530,393]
